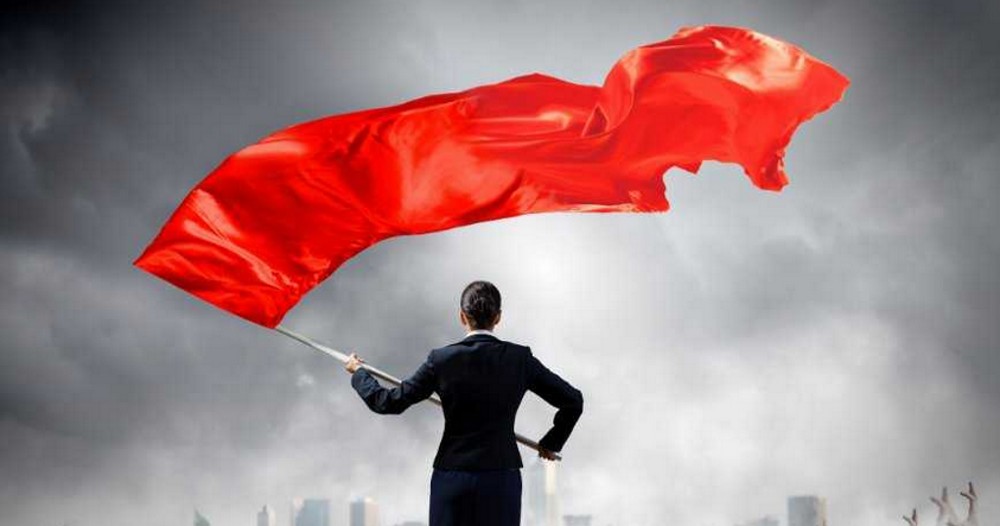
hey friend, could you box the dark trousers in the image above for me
[429,468,521,526]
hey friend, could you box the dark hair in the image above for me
[461,280,501,329]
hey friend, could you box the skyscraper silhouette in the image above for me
[291,498,331,526]
[257,504,276,526]
[736,515,779,526]
[350,497,380,526]
[562,514,592,526]
[524,459,559,526]
[788,496,828,526]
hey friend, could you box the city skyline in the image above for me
[2,1,998,525]
[193,487,836,526]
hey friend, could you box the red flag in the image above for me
[134,25,849,327]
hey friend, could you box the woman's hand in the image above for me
[537,446,559,461]
[344,352,365,374]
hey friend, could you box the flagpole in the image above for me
[274,325,561,461]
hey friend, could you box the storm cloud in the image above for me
[2,1,998,525]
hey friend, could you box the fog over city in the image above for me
[1,1,998,525]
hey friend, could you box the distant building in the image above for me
[194,509,211,526]
[258,504,276,526]
[351,497,380,526]
[788,496,827,526]
[525,458,559,526]
[563,514,593,526]
[736,515,779,526]
[292,498,331,526]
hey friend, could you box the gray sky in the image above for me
[2,1,998,525]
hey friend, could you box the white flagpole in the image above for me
[274,325,561,461]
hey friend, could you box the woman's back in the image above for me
[430,334,533,470]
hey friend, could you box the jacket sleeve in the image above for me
[526,347,583,452]
[350,351,437,415]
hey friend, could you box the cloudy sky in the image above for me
[2,1,998,525]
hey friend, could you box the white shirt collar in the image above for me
[465,328,494,338]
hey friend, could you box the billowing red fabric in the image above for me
[134,25,849,327]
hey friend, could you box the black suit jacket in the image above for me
[350,333,583,470]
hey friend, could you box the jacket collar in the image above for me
[461,332,500,343]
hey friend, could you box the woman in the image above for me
[345,280,584,526]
